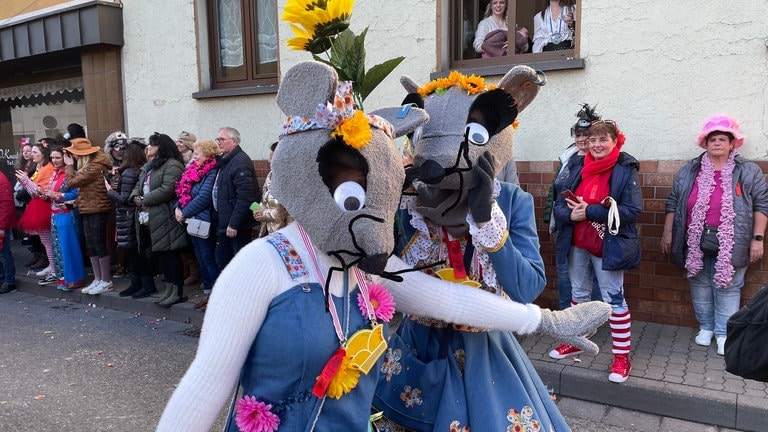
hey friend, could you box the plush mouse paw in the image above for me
[468,151,496,224]
[536,302,612,356]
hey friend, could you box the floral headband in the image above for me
[280,81,394,149]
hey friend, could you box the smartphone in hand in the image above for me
[561,189,578,202]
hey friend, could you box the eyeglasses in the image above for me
[214,137,232,143]
[591,119,619,128]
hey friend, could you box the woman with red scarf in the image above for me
[175,139,220,310]
[550,119,642,383]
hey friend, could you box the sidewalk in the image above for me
[5,239,767,431]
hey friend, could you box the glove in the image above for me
[132,196,143,208]
[536,301,612,355]
[467,151,496,224]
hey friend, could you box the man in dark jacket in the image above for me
[213,126,260,270]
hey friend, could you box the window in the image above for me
[448,0,580,71]
[207,0,278,89]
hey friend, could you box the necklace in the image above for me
[297,224,388,400]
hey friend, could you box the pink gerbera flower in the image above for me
[357,283,396,322]
[234,395,280,432]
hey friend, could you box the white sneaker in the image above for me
[716,336,726,355]
[89,280,114,295]
[695,330,714,346]
[35,267,51,278]
[81,279,102,294]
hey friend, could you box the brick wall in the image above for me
[518,159,768,328]
[253,159,768,328]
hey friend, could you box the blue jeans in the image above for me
[556,259,602,310]
[688,256,745,338]
[0,229,16,285]
[568,246,628,313]
[191,236,219,293]
[215,230,252,272]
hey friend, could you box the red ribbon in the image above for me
[312,347,346,398]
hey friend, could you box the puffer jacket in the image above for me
[64,151,112,214]
[553,152,642,271]
[214,145,259,233]
[107,166,140,248]
[132,159,188,252]
[665,153,768,269]
[179,168,217,223]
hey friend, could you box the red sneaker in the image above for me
[548,344,583,359]
[609,354,631,383]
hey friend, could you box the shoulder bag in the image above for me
[725,286,768,382]
[186,218,211,239]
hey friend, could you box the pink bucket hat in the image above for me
[697,114,745,148]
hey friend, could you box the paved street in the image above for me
[0,289,744,432]
[0,290,226,431]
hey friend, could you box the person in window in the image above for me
[550,119,641,384]
[533,0,575,53]
[473,0,508,58]
[661,114,768,356]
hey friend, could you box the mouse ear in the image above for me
[371,106,428,139]
[400,75,420,94]
[277,61,339,118]
[496,65,546,114]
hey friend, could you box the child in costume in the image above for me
[156,61,609,432]
[372,67,576,431]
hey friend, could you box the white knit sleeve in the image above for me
[156,240,285,432]
[375,256,542,334]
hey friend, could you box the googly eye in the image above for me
[465,122,489,146]
[333,181,366,211]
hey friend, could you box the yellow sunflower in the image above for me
[326,355,361,399]
[459,74,487,95]
[334,110,372,149]
[417,71,492,96]
[283,0,355,54]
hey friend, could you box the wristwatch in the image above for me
[753,234,764,241]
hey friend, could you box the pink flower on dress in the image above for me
[234,395,280,432]
[357,283,396,322]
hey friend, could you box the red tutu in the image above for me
[18,197,52,232]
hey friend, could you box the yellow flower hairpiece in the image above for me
[333,110,372,149]
[418,71,495,97]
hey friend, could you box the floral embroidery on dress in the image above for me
[266,232,308,279]
[506,406,541,432]
[400,385,423,408]
[449,420,471,432]
[381,348,403,381]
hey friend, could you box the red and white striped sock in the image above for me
[611,310,631,355]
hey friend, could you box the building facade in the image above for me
[2,0,768,325]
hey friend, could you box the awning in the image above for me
[0,77,84,107]
[0,1,123,63]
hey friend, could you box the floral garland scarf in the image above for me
[176,158,216,208]
[685,151,737,287]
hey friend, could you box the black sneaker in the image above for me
[0,283,17,294]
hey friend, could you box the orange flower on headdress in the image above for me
[334,110,372,149]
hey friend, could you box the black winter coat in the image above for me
[214,146,260,233]
[107,166,140,248]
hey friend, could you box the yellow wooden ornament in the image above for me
[346,322,387,374]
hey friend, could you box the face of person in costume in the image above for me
[705,132,734,159]
[50,150,64,168]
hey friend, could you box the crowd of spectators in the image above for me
[0,125,265,311]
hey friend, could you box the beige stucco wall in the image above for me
[120,0,768,161]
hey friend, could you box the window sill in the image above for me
[434,57,585,79]
[192,85,279,99]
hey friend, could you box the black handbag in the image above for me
[700,225,720,256]
[725,287,768,382]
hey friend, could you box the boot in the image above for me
[132,276,157,299]
[119,273,143,297]
[25,252,41,268]
[183,255,200,286]
[159,283,186,308]
[154,281,175,304]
